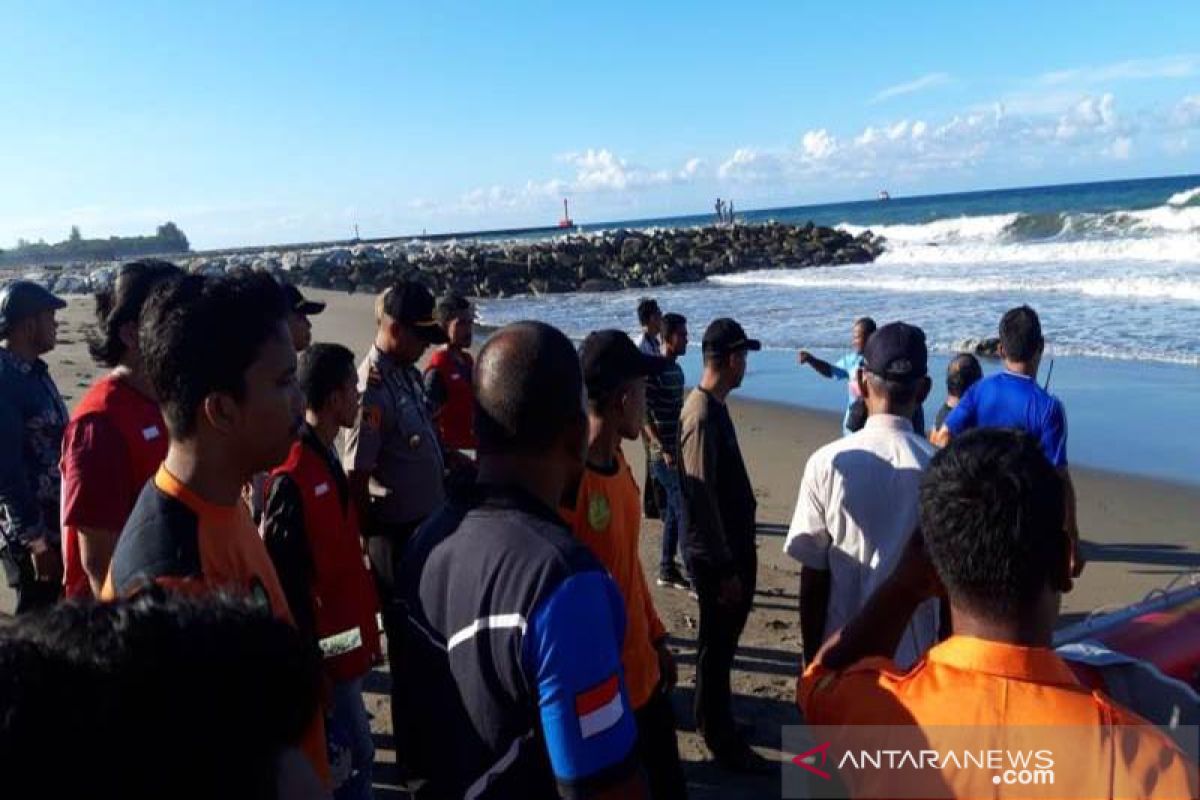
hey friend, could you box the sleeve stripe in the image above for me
[448,613,527,651]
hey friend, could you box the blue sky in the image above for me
[2,1,1199,249]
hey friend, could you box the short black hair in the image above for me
[854,317,877,336]
[946,353,983,398]
[141,272,289,437]
[0,591,319,799]
[920,428,1066,620]
[637,298,661,326]
[435,293,471,325]
[662,312,687,338]
[298,342,356,412]
[87,260,183,368]
[475,321,583,455]
[999,305,1043,362]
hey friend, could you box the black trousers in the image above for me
[0,542,61,616]
[692,561,755,756]
[366,520,422,760]
[635,688,689,799]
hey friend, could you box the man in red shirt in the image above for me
[263,343,382,799]
[423,292,476,447]
[60,260,181,598]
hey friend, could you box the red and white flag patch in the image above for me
[575,674,624,739]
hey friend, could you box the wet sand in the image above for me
[6,288,1199,798]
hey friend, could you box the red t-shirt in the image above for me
[60,375,167,599]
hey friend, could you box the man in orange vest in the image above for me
[263,342,382,800]
[60,260,181,599]
[102,273,329,786]
[562,330,687,799]
[798,429,1196,798]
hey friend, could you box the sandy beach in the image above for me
[5,287,1199,798]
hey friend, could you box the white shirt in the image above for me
[784,414,939,668]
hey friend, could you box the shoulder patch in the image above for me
[362,404,383,430]
[587,492,611,533]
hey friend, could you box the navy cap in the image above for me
[281,283,326,316]
[702,317,762,356]
[381,281,447,343]
[580,329,668,401]
[0,281,66,338]
[862,321,928,380]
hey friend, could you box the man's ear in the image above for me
[201,392,241,435]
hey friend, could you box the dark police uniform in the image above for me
[397,484,640,799]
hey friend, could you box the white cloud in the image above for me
[870,72,952,104]
[1054,93,1120,141]
[800,129,838,160]
[1171,94,1200,128]
[718,148,785,182]
[1038,54,1200,86]
[1103,136,1133,160]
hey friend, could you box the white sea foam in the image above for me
[1167,186,1200,207]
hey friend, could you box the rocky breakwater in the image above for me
[10,222,884,299]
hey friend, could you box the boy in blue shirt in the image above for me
[934,305,1084,577]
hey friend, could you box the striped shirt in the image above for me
[645,359,685,459]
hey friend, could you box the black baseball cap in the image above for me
[579,329,668,401]
[862,321,928,381]
[0,281,66,338]
[381,281,448,343]
[702,318,761,356]
[281,283,326,316]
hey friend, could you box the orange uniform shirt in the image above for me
[104,465,330,785]
[798,635,1196,799]
[562,452,666,711]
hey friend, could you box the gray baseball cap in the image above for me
[0,281,67,338]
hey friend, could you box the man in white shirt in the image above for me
[785,322,940,669]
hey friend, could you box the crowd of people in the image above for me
[0,263,1194,799]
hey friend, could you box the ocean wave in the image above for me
[1167,186,1200,207]
[711,267,1200,303]
[839,200,1200,249]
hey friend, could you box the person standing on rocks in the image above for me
[797,316,876,437]
[563,329,687,800]
[644,312,691,590]
[395,322,648,798]
[60,260,181,600]
[785,322,940,670]
[636,298,664,520]
[343,280,446,745]
[679,318,769,774]
[0,281,69,615]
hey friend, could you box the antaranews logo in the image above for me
[782,724,1197,799]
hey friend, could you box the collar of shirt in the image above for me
[927,635,1080,687]
[472,482,568,530]
[154,463,242,525]
[0,347,44,375]
[1002,369,1036,381]
[862,413,914,434]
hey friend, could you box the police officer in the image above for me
[0,281,69,614]
[343,281,446,741]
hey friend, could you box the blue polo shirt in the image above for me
[944,371,1068,467]
[830,352,864,436]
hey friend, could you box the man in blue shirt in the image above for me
[934,305,1084,577]
[798,317,876,436]
[397,321,647,799]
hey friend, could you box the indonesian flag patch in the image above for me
[575,674,625,739]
